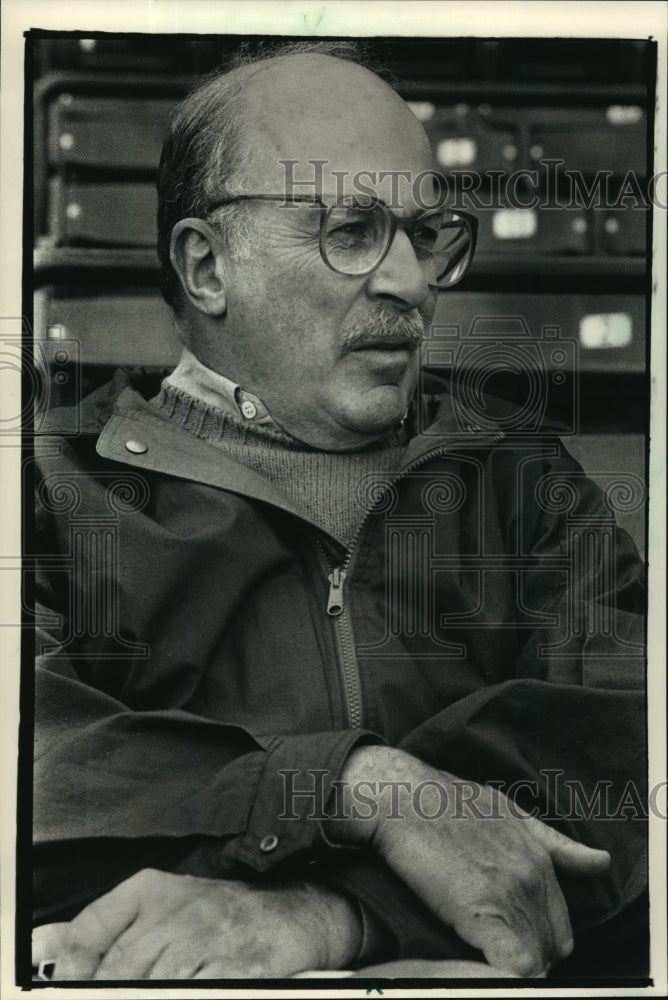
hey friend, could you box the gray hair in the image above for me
[156,39,377,312]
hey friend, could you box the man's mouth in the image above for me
[342,305,426,355]
[350,338,417,352]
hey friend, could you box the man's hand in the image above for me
[32,869,362,980]
[326,747,611,977]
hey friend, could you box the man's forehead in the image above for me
[233,53,436,205]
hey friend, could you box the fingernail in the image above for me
[35,959,57,981]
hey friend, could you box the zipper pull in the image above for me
[327,567,347,616]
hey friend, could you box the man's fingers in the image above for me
[551,840,611,877]
[464,913,547,978]
[33,923,66,960]
[524,818,611,876]
[193,964,239,979]
[147,934,204,980]
[439,846,566,975]
[35,870,149,979]
[32,923,67,978]
[541,866,575,961]
[513,836,574,964]
[94,922,172,980]
[33,918,103,981]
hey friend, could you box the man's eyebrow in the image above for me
[387,203,446,222]
[330,197,445,218]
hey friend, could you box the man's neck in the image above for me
[164,348,277,430]
[165,348,408,452]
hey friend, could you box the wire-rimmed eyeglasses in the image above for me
[204,194,478,289]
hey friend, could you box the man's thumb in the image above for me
[528,819,611,875]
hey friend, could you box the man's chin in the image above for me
[337,389,412,442]
[274,385,415,451]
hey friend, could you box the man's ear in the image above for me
[170,219,228,317]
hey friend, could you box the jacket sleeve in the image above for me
[318,437,648,959]
[31,432,385,924]
[34,634,382,922]
[313,683,646,964]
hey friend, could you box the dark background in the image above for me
[29,33,655,550]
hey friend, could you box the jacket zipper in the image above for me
[317,544,363,729]
[317,430,505,730]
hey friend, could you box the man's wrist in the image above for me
[300,881,363,969]
[322,745,396,847]
[322,745,429,848]
[353,899,391,965]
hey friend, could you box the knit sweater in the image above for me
[152,382,408,548]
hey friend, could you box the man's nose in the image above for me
[365,229,432,310]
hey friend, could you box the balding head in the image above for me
[236,52,432,193]
[157,42,434,309]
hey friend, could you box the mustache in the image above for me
[343,305,425,351]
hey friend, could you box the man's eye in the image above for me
[327,221,373,245]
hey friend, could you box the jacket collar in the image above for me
[44,368,544,521]
[96,383,312,523]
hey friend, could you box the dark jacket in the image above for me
[32,368,647,966]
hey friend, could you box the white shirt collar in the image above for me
[164,348,274,426]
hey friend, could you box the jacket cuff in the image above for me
[226,730,384,872]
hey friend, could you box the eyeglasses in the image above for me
[203,194,478,289]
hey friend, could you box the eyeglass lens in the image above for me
[321,200,473,287]
[321,201,391,276]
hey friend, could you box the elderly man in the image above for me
[32,42,647,980]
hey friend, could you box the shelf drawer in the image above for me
[430,292,645,374]
[47,95,174,170]
[48,180,158,245]
[35,289,180,367]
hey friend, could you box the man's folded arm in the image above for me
[388,439,648,937]
[325,440,648,960]
[35,648,466,965]
[34,648,647,961]
[34,652,385,923]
